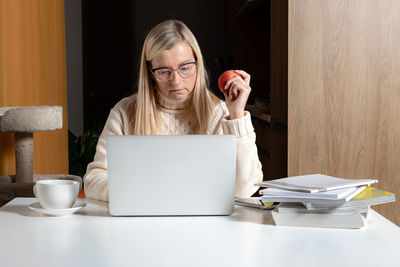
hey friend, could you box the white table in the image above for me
[1,198,399,267]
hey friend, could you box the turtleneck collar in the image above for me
[156,90,193,114]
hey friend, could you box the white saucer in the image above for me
[28,201,87,216]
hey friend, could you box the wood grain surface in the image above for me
[288,0,400,225]
[0,0,68,177]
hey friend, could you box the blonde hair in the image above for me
[131,19,220,135]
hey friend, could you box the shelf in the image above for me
[246,104,270,123]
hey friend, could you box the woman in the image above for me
[84,19,263,201]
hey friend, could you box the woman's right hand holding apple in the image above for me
[218,70,251,119]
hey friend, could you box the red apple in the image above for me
[218,70,241,94]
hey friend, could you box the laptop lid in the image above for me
[107,135,236,216]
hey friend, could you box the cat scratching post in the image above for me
[0,106,81,200]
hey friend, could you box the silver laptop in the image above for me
[107,135,236,216]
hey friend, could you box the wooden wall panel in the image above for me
[0,0,68,176]
[288,0,400,225]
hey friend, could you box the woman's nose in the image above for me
[171,70,183,85]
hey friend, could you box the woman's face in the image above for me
[151,41,197,101]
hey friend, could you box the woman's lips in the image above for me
[169,89,186,94]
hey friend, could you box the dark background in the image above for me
[81,0,269,131]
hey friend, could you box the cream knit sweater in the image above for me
[84,93,263,201]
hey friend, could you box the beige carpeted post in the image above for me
[14,132,34,183]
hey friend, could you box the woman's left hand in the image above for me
[223,70,251,119]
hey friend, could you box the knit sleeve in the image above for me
[209,104,263,198]
[83,108,124,202]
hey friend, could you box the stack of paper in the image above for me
[255,174,395,229]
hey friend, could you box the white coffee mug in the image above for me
[33,180,80,209]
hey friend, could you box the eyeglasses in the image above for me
[151,62,197,82]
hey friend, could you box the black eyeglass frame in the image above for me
[150,61,198,82]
